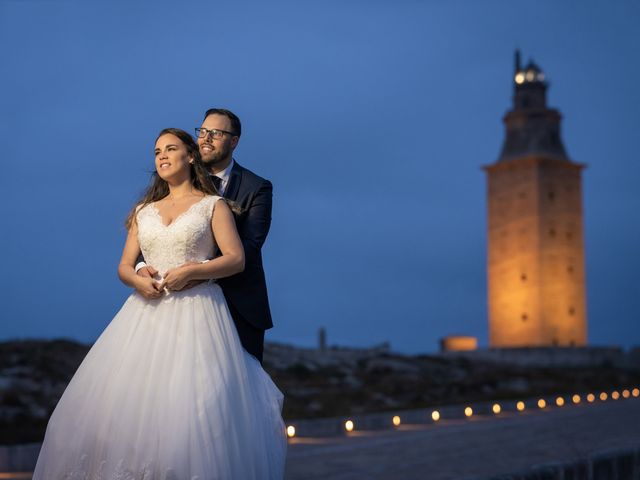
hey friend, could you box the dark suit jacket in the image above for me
[215,161,273,331]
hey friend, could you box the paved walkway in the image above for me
[284,398,640,479]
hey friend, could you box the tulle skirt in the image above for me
[33,282,287,479]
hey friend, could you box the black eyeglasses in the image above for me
[195,127,238,140]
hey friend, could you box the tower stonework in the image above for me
[483,52,588,347]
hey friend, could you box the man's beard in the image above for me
[200,143,231,168]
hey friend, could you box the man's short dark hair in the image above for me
[203,108,241,137]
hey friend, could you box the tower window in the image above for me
[567,265,574,274]
[549,228,556,237]
[521,313,528,322]
[568,307,575,316]
[566,231,573,240]
[548,191,555,201]
[521,273,527,281]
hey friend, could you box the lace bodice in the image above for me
[136,195,221,276]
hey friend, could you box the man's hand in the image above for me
[160,262,207,292]
[133,276,163,299]
[159,263,192,291]
[137,266,158,279]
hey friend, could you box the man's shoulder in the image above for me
[234,161,272,188]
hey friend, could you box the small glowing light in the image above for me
[622,389,630,398]
[286,426,296,438]
[572,394,581,404]
[525,70,535,81]
[633,388,640,398]
[556,397,565,407]
[516,401,525,411]
[464,407,473,417]
[612,391,620,400]
[344,420,354,432]
[599,392,608,401]
[392,415,401,426]
[515,72,525,84]
[431,410,440,422]
[537,399,546,409]
[587,393,595,403]
[492,403,501,414]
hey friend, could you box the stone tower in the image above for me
[483,51,588,347]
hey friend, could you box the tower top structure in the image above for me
[498,50,569,163]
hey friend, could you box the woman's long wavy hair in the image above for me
[125,128,219,230]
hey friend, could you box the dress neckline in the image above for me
[150,195,210,227]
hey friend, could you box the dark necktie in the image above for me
[211,176,222,194]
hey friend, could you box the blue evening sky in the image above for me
[1,0,638,353]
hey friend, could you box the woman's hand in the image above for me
[160,264,195,291]
[133,276,163,299]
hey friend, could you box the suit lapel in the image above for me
[225,160,242,201]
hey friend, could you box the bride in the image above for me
[32,128,287,479]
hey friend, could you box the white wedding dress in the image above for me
[33,195,287,480]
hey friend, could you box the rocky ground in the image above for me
[264,342,640,419]
[1,339,639,445]
[0,339,89,444]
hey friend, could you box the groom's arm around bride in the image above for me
[137,108,274,364]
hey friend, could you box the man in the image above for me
[138,108,273,363]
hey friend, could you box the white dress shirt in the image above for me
[211,158,235,196]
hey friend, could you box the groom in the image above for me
[138,108,273,363]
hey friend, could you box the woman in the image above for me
[33,128,287,479]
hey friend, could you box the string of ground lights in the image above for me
[284,387,640,439]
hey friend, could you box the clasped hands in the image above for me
[134,262,205,299]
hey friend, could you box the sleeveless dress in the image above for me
[32,195,287,480]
